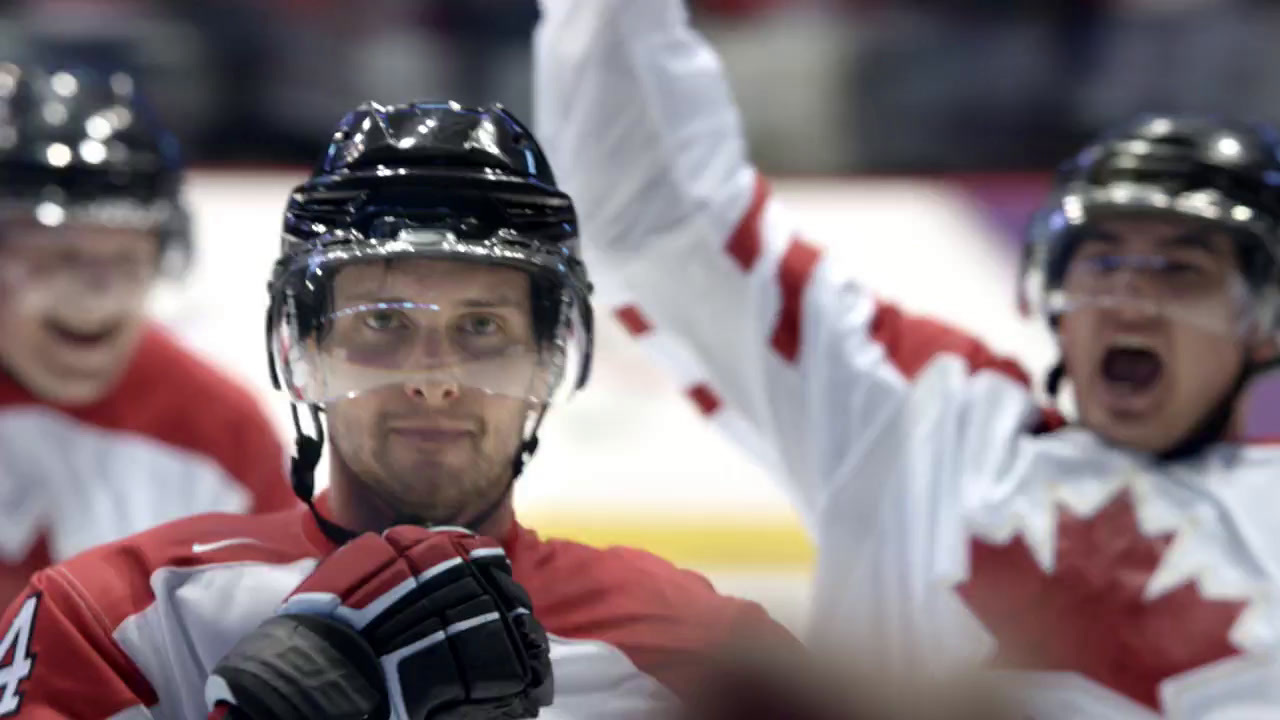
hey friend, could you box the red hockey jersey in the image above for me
[0,500,786,719]
[0,324,298,607]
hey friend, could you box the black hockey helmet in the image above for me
[1020,113,1280,458]
[1021,113,1280,323]
[0,62,190,273]
[266,100,594,534]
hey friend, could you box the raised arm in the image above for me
[533,0,1034,528]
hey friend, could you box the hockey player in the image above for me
[0,63,296,605]
[533,1,1280,716]
[0,101,797,720]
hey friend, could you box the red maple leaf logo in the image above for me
[954,489,1247,712]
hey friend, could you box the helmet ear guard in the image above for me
[1247,283,1280,372]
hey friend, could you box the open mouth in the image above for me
[1100,339,1164,396]
[45,319,121,347]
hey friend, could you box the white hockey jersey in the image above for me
[0,324,298,607]
[533,1,1280,717]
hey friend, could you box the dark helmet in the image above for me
[266,100,594,531]
[0,62,190,272]
[1021,113,1280,458]
[1021,113,1280,321]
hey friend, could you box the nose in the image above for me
[1095,265,1163,320]
[404,378,460,406]
[1112,263,1152,295]
[401,328,462,405]
[74,258,137,294]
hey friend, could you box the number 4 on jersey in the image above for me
[0,594,39,717]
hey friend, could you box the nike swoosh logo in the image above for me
[191,538,264,554]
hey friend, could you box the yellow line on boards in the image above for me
[519,511,815,570]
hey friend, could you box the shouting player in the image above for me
[0,62,296,605]
[533,1,1280,716]
[0,101,795,720]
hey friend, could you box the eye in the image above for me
[1072,237,1114,261]
[1161,254,1222,284]
[362,309,406,331]
[457,313,503,337]
[1075,252,1123,274]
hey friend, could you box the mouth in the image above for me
[1097,335,1165,410]
[387,424,476,444]
[45,319,122,348]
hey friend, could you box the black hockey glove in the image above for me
[205,526,553,720]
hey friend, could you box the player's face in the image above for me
[325,258,536,526]
[0,222,158,405]
[1057,214,1262,453]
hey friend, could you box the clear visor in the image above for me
[272,233,588,406]
[1043,252,1260,337]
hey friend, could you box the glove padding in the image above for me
[206,526,553,720]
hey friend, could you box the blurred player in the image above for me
[533,1,1280,716]
[0,62,297,605]
[0,101,795,720]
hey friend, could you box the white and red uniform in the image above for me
[0,325,298,607]
[533,1,1280,716]
[0,498,784,719]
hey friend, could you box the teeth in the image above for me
[1109,335,1156,352]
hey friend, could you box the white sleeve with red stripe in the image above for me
[534,0,1037,529]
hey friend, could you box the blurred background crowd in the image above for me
[4,0,1278,174]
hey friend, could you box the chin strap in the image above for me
[1154,363,1251,462]
[458,405,548,533]
[1045,361,1066,398]
[290,403,359,547]
[1157,350,1280,461]
[288,403,549,546]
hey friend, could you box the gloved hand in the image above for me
[205,525,553,720]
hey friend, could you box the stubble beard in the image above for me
[370,437,511,528]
